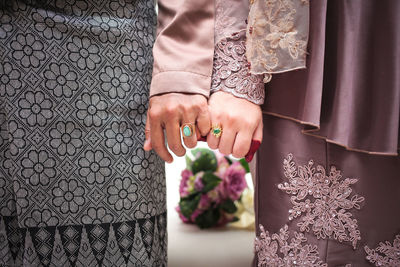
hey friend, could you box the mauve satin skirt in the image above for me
[262,0,400,156]
[254,115,400,266]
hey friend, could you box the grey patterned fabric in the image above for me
[0,0,167,266]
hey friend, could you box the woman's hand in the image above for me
[207,91,263,159]
[144,93,210,163]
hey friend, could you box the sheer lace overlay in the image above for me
[278,154,365,249]
[211,31,265,105]
[365,235,400,267]
[255,224,328,267]
[246,0,309,77]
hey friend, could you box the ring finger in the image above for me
[207,123,222,150]
[181,120,197,149]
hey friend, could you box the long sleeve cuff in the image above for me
[211,31,265,105]
[150,0,215,98]
[150,71,211,98]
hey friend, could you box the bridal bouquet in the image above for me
[176,148,250,229]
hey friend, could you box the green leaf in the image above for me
[201,171,222,193]
[231,216,239,223]
[191,148,218,174]
[185,155,193,171]
[224,156,233,165]
[220,199,237,214]
[179,194,201,219]
[239,158,250,173]
[195,208,220,229]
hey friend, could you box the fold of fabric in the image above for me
[262,0,400,155]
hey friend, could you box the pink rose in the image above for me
[223,162,247,201]
[194,172,205,192]
[179,169,193,197]
[215,152,230,177]
[198,194,211,210]
[190,209,203,222]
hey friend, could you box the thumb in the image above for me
[143,111,152,151]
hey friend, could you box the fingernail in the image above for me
[143,140,149,150]
[245,140,261,162]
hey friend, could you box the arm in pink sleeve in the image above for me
[150,0,215,98]
[211,0,265,105]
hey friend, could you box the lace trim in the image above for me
[365,235,400,266]
[278,154,365,249]
[255,224,328,266]
[211,31,265,105]
[246,0,309,76]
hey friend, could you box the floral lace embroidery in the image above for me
[255,224,328,266]
[365,235,400,267]
[215,0,237,42]
[246,0,309,76]
[211,31,265,105]
[278,154,365,249]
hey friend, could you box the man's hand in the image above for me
[144,93,210,163]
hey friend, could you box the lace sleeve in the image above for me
[211,31,265,105]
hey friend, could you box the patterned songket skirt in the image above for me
[0,0,167,266]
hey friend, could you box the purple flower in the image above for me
[223,162,247,201]
[190,209,203,222]
[179,169,193,197]
[198,194,211,210]
[215,151,230,177]
[194,173,205,191]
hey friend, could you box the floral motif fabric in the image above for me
[365,235,400,267]
[256,153,367,265]
[255,224,328,266]
[279,154,364,249]
[211,31,265,105]
[0,0,166,266]
[246,0,309,77]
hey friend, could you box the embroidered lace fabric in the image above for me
[246,0,309,77]
[364,235,400,267]
[255,224,328,267]
[211,31,265,105]
[278,154,365,249]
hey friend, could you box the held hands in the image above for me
[144,92,262,162]
[207,91,262,160]
[143,93,210,163]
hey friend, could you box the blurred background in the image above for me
[165,143,255,267]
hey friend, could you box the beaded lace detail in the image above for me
[365,235,400,267]
[211,31,265,105]
[255,224,328,267]
[278,154,365,249]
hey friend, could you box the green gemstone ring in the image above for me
[211,125,222,138]
[181,123,194,138]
